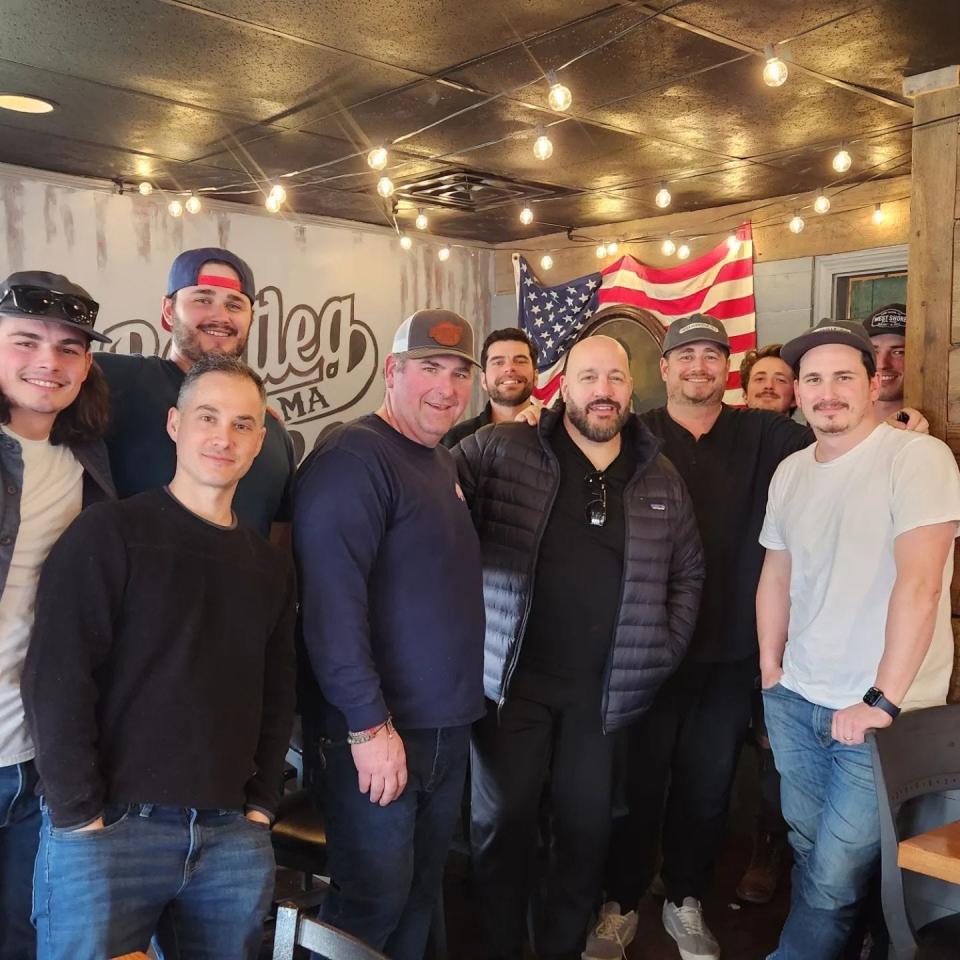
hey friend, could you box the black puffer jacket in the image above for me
[453,406,704,732]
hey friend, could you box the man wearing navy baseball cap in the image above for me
[94,248,294,540]
[862,303,907,421]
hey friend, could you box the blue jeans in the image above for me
[1,760,40,960]
[33,803,274,960]
[319,725,469,960]
[762,683,880,960]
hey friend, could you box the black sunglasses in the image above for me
[0,285,100,329]
[584,470,607,527]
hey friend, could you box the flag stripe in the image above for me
[600,255,753,301]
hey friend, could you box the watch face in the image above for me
[864,687,882,706]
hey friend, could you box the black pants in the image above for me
[750,685,788,836]
[605,655,756,908]
[470,679,617,959]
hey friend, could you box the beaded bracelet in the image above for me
[346,717,394,745]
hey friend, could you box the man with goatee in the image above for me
[443,327,538,446]
[453,335,704,960]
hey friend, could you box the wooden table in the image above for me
[898,819,960,884]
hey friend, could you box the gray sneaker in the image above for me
[581,901,638,960]
[661,898,720,960]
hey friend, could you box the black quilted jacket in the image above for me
[452,406,704,732]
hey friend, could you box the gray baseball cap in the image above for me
[781,318,876,371]
[391,309,479,366]
[662,313,730,356]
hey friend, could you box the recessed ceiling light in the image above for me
[0,94,57,114]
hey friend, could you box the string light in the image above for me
[533,127,554,161]
[415,209,429,230]
[814,191,831,214]
[677,243,691,260]
[438,246,451,261]
[832,145,852,173]
[367,146,389,171]
[541,254,554,271]
[546,71,572,112]
[872,203,885,225]
[265,193,282,213]
[607,241,619,255]
[762,44,789,87]
[168,199,183,217]
[519,206,534,225]
[726,233,742,253]
[376,176,395,198]
[185,194,201,214]
[138,181,153,196]
[596,243,607,258]
[655,182,672,209]
[661,239,676,256]
[399,234,412,250]
[269,183,286,205]
[788,212,805,234]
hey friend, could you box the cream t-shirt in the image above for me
[759,424,960,711]
[0,430,83,765]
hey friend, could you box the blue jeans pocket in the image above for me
[49,803,130,839]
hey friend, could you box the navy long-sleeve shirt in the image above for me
[293,414,485,736]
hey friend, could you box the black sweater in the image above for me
[22,488,296,829]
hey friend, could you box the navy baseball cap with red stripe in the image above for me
[166,248,256,304]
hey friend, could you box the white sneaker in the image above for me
[581,901,638,960]
[661,898,720,960]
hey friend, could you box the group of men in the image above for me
[0,235,953,960]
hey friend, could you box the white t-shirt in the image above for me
[0,430,83,765]
[759,423,960,711]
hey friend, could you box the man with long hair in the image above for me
[0,271,114,960]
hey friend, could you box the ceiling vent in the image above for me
[391,170,571,212]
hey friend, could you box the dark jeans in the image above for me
[1,760,40,960]
[605,656,756,908]
[471,683,617,959]
[32,803,275,960]
[319,724,469,960]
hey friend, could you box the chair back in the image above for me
[273,897,389,960]
[868,703,960,959]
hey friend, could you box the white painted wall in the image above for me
[0,164,495,458]
[753,256,814,347]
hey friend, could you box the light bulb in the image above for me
[655,183,671,209]
[265,193,282,213]
[547,72,572,112]
[727,234,742,253]
[872,203,885,226]
[519,206,534,225]
[541,254,553,271]
[399,234,412,250]
[376,176,394,198]
[677,243,691,260]
[832,147,852,173]
[415,209,428,230]
[762,45,789,87]
[438,246,451,262]
[185,194,201,214]
[269,183,286,204]
[661,239,676,256]
[168,199,183,218]
[596,244,607,258]
[533,129,553,161]
[138,181,153,196]
[367,146,388,171]
[607,241,619,255]
[814,192,831,214]
[788,213,805,234]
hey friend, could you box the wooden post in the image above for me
[903,67,960,700]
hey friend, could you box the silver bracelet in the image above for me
[346,717,393,745]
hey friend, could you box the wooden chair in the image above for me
[272,890,388,960]
[868,703,960,959]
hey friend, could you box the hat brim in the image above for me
[0,306,111,344]
[397,346,480,367]
[662,337,730,357]
[780,331,872,370]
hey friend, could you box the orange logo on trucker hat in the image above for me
[429,322,463,347]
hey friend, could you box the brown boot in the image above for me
[736,831,784,904]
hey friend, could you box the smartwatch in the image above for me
[863,686,900,720]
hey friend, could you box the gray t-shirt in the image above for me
[760,423,960,711]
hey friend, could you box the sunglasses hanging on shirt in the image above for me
[584,470,607,527]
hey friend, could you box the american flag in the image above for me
[515,256,602,402]
[516,223,756,405]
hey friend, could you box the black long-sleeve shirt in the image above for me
[22,488,296,829]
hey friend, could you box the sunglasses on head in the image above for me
[0,285,99,329]
[584,470,607,528]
